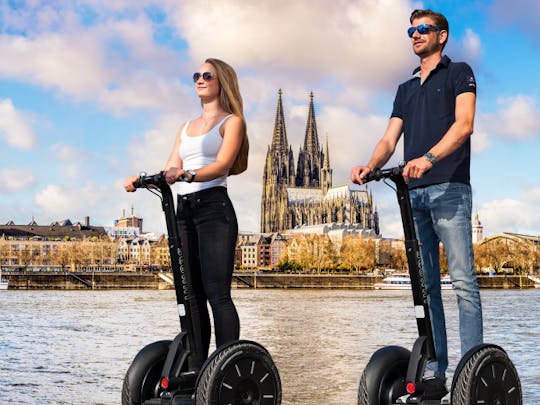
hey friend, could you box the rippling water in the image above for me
[0,289,538,404]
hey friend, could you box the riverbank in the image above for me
[1,271,537,290]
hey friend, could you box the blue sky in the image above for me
[1,0,539,238]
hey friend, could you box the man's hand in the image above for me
[350,165,373,185]
[403,157,433,183]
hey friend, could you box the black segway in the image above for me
[122,172,281,405]
[357,165,521,405]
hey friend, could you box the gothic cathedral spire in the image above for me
[296,92,322,187]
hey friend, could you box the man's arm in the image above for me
[403,91,476,182]
[351,117,403,184]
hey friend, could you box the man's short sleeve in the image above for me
[452,62,476,96]
[391,85,403,119]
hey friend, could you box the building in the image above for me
[0,217,108,241]
[472,212,484,243]
[236,232,290,269]
[0,217,114,271]
[0,216,168,272]
[113,206,143,233]
[260,90,379,234]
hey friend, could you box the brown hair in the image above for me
[205,58,249,175]
[410,9,449,49]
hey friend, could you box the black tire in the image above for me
[358,346,410,405]
[196,340,281,405]
[452,345,521,405]
[122,340,171,405]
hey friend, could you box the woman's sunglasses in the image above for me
[193,71,215,83]
[407,23,442,38]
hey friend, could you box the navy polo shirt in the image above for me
[391,55,476,189]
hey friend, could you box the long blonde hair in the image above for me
[206,58,249,175]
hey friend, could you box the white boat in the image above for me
[527,275,540,289]
[374,273,453,290]
[0,269,8,290]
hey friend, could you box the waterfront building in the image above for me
[236,232,290,269]
[113,206,143,233]
[0,217,168,272]
[0,217,115,271]
[260,90,379,234]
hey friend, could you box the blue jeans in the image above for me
[409,182,483,379]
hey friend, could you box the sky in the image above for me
[1,0,539,239]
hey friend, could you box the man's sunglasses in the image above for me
[193,71,215,82]
[407,24,442,38]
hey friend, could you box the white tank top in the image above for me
[177,114,232,195]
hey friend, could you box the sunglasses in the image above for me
[193,71,215,82]
[407,23,442,38]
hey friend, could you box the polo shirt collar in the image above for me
[412,55,451,77]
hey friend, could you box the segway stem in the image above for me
[364,167,436,359]
[134,172,206,370]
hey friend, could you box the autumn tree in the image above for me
[340,235,376,273]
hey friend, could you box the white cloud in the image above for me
[50,143,81,160]
[0,168,37,191]
[486,95,540,140]
[460,29,483,64]
[471,130,491,154]
[176,0,415,92]
[0,99,36,149]
[0,5,189,115]
[34,181,126,226]
[0,34,107,99]
[479,194,540,236]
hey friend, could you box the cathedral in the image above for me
[260,90,379,234]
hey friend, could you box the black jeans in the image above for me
[176,186,240,360]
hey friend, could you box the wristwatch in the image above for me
[423,152,436,164]
[186,170,196,183]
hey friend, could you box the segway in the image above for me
[122,172,281,405]
[357,165,521,405]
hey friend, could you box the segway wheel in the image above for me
[358,345,410,405]
[196,340,281,405]
[122,340,171,405]
[452,345,521,405]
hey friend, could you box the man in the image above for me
[351,9,483,400]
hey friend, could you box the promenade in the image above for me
[2,271,537,290]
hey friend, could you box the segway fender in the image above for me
[451,343,502,391]
[122,340,172,405]
[451,343,522,404]
[359,345,410,405]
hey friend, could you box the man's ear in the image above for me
[439,30,448,46]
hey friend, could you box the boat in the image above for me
[0,269,8,290]
[374,273,453,290]
[527,275,540,289]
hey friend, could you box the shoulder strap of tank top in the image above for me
[217,114,234,129]
[181,120,191,138]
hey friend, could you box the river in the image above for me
[0,289,538,404]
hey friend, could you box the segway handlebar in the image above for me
[362,163,405,184]
[133,171,187,189]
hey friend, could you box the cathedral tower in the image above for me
[260,90,378,235]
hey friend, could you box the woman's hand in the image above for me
[124,175,140,192]
[163,167,184,185]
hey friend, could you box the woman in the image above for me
[124,58,248,364]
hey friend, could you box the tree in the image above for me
[340,236,376,273]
